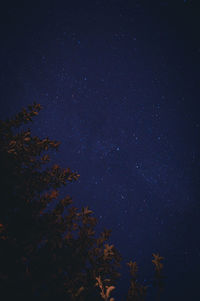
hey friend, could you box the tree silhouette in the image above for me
[0,103,164,301]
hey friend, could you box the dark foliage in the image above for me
[0,104,164,300]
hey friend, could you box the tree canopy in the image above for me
[0,103,163,301]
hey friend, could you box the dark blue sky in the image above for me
[0,1,200,300]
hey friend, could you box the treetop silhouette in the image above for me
[0,103,164,301]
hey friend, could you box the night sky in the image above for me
[0,1,200,300]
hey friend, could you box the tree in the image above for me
[0,103,164,301]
